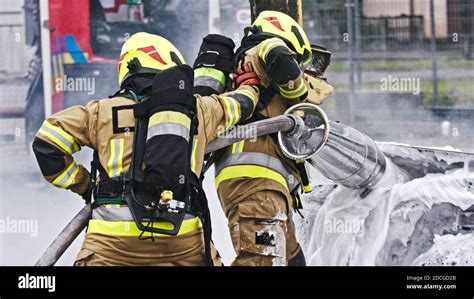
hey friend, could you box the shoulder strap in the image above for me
[189,172,213,266]
[295,160,311,195]
[82,150,100,203]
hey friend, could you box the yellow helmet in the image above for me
[252,10,312,66]
[118,32,186,86]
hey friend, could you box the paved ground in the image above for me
[0,148,236,266]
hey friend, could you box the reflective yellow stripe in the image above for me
[108,140,116,177]
[107,139,124,178]
[191,138,198,173]
[223,96,240,129]
[303,184,312,193]
[38,129,72,154]
[38,121,79,154]
[148,111,191,129]
[230,97,241,124]
[279,80,308,99]
[223,97,234,128]
[231,140,245,154]
[215,165,289,191]
[52,161,79,188]
[63,166,80,188]
[87,217,202,237]
[43,121,79,151]
[194,67,226,86]
[117,139,124,176]
[238,140,245,153]
[258,38,286,62]
[104,204,121,208]
[235,89,257,105]
[51,162,74,186]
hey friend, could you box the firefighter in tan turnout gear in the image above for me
[32,32,260,266]
[210,11,334,266]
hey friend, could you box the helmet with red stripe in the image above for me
[252,11,312,67]
[118,32,185,87]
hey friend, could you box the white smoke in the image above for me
[296,145,474,266]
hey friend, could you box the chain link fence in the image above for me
[301,0,474,151]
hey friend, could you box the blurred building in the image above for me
[363,0,448,38]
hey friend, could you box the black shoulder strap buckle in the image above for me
[199,51,219,67]
[196,51,233,74]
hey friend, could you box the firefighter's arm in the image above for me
[32,101,98,197]
[258,37,308,101]
[197,84,259,144]
[193,34,235,96]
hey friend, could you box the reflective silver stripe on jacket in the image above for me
[215,152,299,191]
[52,161,80,188]
[39,123,79,154]
[147,122,190,142]
[92,205,196,221]
[108,139,124,178]
[194,76,225,94]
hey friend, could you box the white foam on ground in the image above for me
[412,233,474,266]
[305,157,474,266]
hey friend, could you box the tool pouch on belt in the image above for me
[124,65,198,236]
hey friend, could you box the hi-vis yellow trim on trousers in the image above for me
[148,111,191,129]
[87,217,202,237]
[108,139,124,178]
[52,161,80,188]
[231,140,245,154]
[215,165,289,191]
[279,80,308,99]
[258,38,287,63]
[214,152,299,191]
[38,121,80,154]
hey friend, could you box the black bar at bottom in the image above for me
[0,266,473,298]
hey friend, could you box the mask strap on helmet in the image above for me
[127,57,143,74]
[170,52,183,65]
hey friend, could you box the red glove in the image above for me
[231,62,260,87]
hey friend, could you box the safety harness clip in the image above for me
[199,51,220,67]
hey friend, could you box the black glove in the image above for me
[193,34,235,76]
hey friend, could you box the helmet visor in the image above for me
[303,45,331,76]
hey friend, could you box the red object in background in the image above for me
[104,0,126,13]
[48,0,93,113]
[49,0,93,60]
